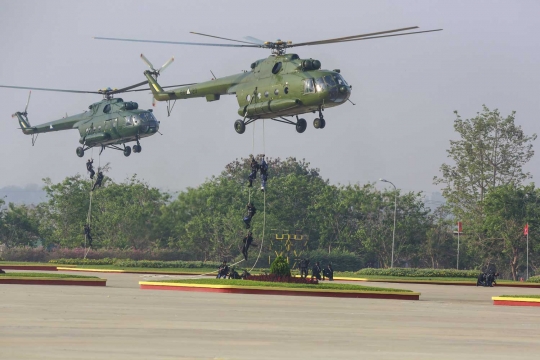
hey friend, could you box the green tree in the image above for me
[434,106,536,271]
[483,184,540,280]
[0,200,40,247]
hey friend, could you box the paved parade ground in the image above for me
[1,271,540,360]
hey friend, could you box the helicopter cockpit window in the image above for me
[138,112,157,123]
[323,75,336,87]
[303,79,315,94]
[103,104,111,114]
[315,78,325,92]
[334,74,349,86]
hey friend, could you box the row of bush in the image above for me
[354,268,481,278]
[48,258,222,269]
[0,247,198,262]
[526,275,540,283]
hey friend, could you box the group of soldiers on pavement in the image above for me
[299,259,334,281]
[477,270,500,287]
[216,258,334,281]
[216,261,251,279]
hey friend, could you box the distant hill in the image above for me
[0,184,47,205]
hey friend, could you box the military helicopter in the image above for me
[1,58,192,157]
[96,26,441,134]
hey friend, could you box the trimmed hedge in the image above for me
[113,260,221,269]
[49,258,115,265]
[354,268,480,278]
[1,247,198,262]
[48,258,221,268]
[526,275,540,283]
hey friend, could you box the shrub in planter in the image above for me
[270,256,291,277]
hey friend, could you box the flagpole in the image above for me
[526,224,529,280]
[457,229,460,270]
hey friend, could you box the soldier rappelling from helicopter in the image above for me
[241,231,257,261]
[92,171,104,191]
[86,158,95,179]
[247,156,260,188]
[243,202,257,229]
[260,155,268,192]
[84,224,93,248]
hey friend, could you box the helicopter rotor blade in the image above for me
[326,29,444,45]
[123,83,197,93]
[291,26,420,47]
[189,32,260,45]
[24,91,31,113]
[291,27,442,48]
[244,36,265,45]
[140,53,156,71]
[0,85,101,94]
[94,36,260,48]
[109,80,149,95]
[159,57,175,74]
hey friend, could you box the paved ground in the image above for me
[1,271,540,360]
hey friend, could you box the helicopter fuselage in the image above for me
[13,98,158,156]
[146,53,351,120]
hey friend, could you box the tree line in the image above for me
[1,106,538,279]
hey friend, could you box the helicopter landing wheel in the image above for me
[320,118,326,129]
[234,119,246,134]
[123,145,132,157]
[296,118,307,133]
[76,147,85,158]
[313,118,324,129]
[133,144,142,153]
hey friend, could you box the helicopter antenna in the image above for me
[210,70,216,80]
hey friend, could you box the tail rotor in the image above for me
[140,53,174,78]
[141,54,174,107]
[24,90,31,115]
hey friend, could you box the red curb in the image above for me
[140,284,419,300]
[0,279,106,286]
[493,300,540,307]
[0,265,58,271]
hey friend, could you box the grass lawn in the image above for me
[0,272,99,279]
[498,295,540,299]
[154,278,413,293]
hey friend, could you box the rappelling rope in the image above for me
[84,148,100,259]
[248,119,266,272]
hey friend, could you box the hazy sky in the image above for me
[1,0,538,196]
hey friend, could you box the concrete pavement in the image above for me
[1,271,539,360]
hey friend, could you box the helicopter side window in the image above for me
[303,79,315,94]
[125,116,133,126]
[103,104,111,114]
[323,75,336,87]
[315,78,325,92]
